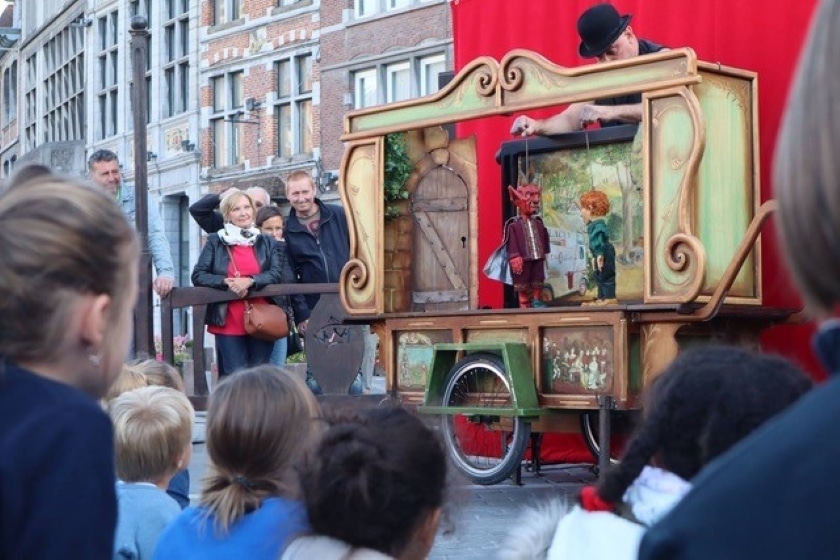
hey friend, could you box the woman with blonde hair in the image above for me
[192,190,292,377]
[0,175,139,558]
[154,365,321,559]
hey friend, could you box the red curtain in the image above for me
[452,0,823,376]
[450,0,822,462]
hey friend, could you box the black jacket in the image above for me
[639,323,840,560]
[595,39,665,126]
[189,193,225,234]
[191,233,301,327]
[284,199,350,323]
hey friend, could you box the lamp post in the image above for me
[129,15,154,357]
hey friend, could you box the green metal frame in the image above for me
[417,342,543,418]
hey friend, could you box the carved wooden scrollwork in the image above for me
[646,86,707,303]
[339,140,380,314]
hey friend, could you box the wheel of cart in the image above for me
[418,342,543,485]
[579,408,640,467]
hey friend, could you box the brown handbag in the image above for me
[226,245,289,341]
[244,301,289,341]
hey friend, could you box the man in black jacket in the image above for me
[283,170,351,331]
[283,170,365,394]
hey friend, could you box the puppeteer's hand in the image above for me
[579,104,611,129]
[510,116,538,137]
[510,256,524,275]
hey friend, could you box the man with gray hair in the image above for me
[87,149,176,297]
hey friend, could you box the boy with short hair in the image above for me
[109,386,194,559]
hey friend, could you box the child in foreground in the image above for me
[110,385,194,560]
[497,345,812,560]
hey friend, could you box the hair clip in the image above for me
[231,475,254,489]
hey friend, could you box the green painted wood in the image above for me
[345,49,699,140]
[421,342,541,416]
[695,74,756,298]
[649,96,698,295]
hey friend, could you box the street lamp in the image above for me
[129,15,154,357]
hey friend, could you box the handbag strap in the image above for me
[225,245,241,278]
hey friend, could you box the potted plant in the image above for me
[384,132,413,219]
[382,132,415,312]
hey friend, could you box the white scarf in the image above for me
[217,223,261,246]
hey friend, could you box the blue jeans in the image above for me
[214,334,275,377]
[269,337,288,367]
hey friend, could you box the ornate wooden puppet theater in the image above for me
[336,47,792,483]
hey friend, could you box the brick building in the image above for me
[0,0,453,334]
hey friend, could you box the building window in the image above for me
[163,0,190,117]
[23,55,36,150]
[274,53,313,159]
[42,26,85,144]
[354,0,416,18]
[419,54,446,96]
[353,68,378,109]
[385,61,410,103]
[210,71,244,167]
[97,11,120,140]
[214,0,242,25]
[2,62,17,126]
[352,52,447,109]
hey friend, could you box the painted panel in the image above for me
[395,330,454,391]
[695,72,757,298]
[541,325,616,395]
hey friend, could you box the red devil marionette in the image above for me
[506,183,550,308]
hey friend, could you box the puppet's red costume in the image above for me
[507,183,550,308]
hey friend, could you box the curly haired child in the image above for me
[497,345,812,560]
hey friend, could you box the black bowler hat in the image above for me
[577,4,633,58]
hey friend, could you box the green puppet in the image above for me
[579,190,616,303]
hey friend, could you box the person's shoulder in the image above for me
[0,362,104,417]
[260,496,307,516]
[282,535,393,560]
[497,498,572,560]
[117,483,181,513]
[639,39,668,53]
[319,200,346,215]
[548,503,643,560]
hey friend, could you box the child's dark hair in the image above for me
[255,205,284,228]
[298,406,447,557]
[593,345,812,505]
